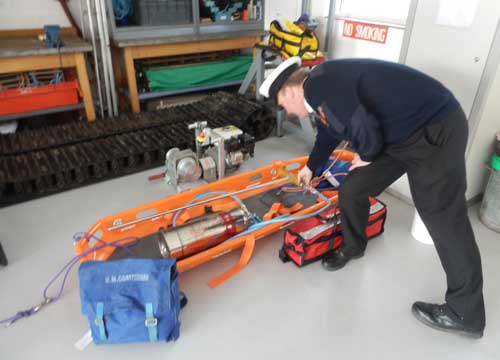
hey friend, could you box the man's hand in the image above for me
[297,166,313,186]
[349,153,371,171]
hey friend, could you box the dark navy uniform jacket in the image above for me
[303,58,459,170]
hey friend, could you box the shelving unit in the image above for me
[106,0,266,112]
[0,103,84,123]
[106,0,265,40]
[0,30,96,121]
[113,30,265,113]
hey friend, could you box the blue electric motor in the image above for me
[43,25,63,48]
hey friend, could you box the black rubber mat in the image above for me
[0,92,275,207]
[243,186,319,219]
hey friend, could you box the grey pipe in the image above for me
[324,0,337,56]
[399,0,419,64]
[107,177,290,231]
[97,0,119,116]
[301,0,311,15]
[86,0,105,118]
[94,0,113,117]
[79,0,86,38]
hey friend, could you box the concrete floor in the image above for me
[0,123,499,360]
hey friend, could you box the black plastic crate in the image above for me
[133,0,193,26]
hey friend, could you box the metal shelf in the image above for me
[138,80,243,101]
[0,103,84,123]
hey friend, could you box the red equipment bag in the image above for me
[279,197,387,267]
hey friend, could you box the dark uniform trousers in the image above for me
[338,107,485,331]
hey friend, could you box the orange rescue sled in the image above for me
[75,150,355,288]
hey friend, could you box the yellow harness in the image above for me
[268,19,322,61]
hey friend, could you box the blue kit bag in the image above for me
[79,258,186,344]
[313,159,351,189]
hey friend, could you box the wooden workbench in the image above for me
[0,29,96,121]
[114,30,265,113]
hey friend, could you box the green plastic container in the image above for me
[480,152,500,233]
[492,153,500,171]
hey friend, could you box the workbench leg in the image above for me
[111,46,124,88]
[124,48,140,113]
[238,60,257,96]
[276,107,286,137]
[301,114,317,145]
[112,46,128,112]
[75,53,96,121]
[255,47,264,102]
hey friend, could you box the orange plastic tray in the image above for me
[0,81,80,116]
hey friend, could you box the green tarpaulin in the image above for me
[145,55,252,92]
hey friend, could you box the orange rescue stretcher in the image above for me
[75,150,355,288]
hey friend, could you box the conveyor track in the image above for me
[0,92,274,206]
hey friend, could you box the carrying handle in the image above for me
[485,163,499,172]
[207,233,256,288]
[179,292,188,309]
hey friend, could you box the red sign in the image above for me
[342,20,389,44]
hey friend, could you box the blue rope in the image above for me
[112,0,132,20]
[0,234,139,327]
[0,186,330,327]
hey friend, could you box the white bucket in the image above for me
[0,121,17,134]
[411,209,434,245]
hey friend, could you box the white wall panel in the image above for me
[0,0,71,30]
[466,62,500,200]
[393,0,500,202]
[337,0,411,24]
[331,20,404,61]
[405,0,500,119]
[264,0,302,29]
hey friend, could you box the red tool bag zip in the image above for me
[279,197,387,267]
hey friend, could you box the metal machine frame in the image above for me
[105,0,265,41]
[238,45,316,140]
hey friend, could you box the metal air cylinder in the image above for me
[107,208,250,261]
[158,208,250,259]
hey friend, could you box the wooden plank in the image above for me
[0,27,78,39]
[0,54,76,74]
[124,47,140,113]
[74,53,96,121]
[131,36,259,59]
[0,39,92,58]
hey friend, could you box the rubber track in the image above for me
[0,92,272,207]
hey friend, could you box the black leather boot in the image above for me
[412,301,484,339]
[321,246,364,271]
[0,242,7,267]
